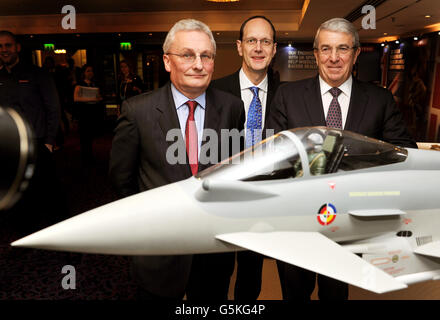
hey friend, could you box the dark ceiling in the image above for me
[1,0,303,15]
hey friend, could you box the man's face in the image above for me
[237,18,277,75]
[120,62,129,76]
[163,30,214,99]
[314,30,360,87]
[84,66,94,80]
[0,35,20,66]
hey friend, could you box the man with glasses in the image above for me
[267,18,416,300]
[110,19,244,300]
[211,15,280,300]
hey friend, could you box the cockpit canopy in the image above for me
[196,127,408,181]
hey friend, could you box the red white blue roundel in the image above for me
[317,203,337,225]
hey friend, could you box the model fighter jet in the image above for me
[12,127,440,294]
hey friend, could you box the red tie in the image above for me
[185,100,198,175]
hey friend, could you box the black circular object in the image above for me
[0,107,36,210]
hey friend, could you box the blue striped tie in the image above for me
[246,86,263,148]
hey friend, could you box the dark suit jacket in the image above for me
[267,76,417,148]
[0,62,60,145]
[109,82,244,297]
[211,69,280,135]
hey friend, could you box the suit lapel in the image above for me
[304,77,326,126]
[203,87,221,133]
[230,70,241,98]
[345,79,368,131]
[265,75,275,125]
[155,83,192,177]
[156,83,182,137]
[199,87,222,172]
[156,84,222,175]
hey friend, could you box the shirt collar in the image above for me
[0,58,20,73]
[319,75,352,97]
[171,83,206,110]
[239,68,268,93]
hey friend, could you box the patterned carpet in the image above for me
[0,118,137,300]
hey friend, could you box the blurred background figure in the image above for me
[0,30,68,233]
[118,60,144,112]
[42,55,56,73]
[43,56,72,150]
[405,65,427,140]
[66,58,81,120]
[74,64,104,165]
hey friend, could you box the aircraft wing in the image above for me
[414,241,440,258]
[216,231,407,294]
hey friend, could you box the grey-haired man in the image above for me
[110,19,244,300]
[267,18,416,300]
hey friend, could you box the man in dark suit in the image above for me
[267,18,417,300]
[110,19,244,300]
[211,16,280,300]
[0,30,66,232]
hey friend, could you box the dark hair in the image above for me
[0,30,17,43]
[120,60,132,71]
[67,58,75,67]
[43,56,55,68]
[239,16,276,42]
[80,64,93,79]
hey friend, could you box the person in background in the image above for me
[43,56,71,149]
[118,60,144,112]
[0,30,67,232]
[66,58,81,120]
[73,64,103,165]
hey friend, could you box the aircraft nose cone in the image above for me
[11,180,203,255]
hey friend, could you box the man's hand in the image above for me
[45,144,53,152]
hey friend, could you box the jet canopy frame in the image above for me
[196,127,408,182]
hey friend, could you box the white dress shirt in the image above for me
[171,83,206,158]
[319,75,353,129]
[239,69,268,130]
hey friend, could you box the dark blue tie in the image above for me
[246,86,263,148]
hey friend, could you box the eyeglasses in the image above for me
[314,45,357,56]
[243,38,274,47]
[166,52,215,64]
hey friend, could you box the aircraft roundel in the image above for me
[317,203,337,226]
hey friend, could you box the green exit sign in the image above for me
[44,43,55,51]
[120,42,132,51]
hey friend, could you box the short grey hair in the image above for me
[313,18,360,49]
[163,19,216,54]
